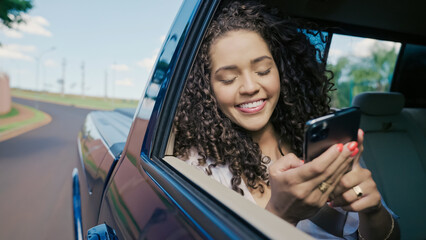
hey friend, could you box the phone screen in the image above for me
[303,107,361,162]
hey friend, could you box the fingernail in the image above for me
[328,201,334,207]
[350,147,359,157]
[360,129,364,136]
[300,160,305,164]
[337,143,343,152]
[347,141,358,151]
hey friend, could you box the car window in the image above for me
[304,30,330,62]
[327,34,401,108]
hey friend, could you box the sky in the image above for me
[0,0,183,100]
[1,1,401,100]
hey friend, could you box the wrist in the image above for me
[358,202,396,240]
[265,202,300,226]
[360,200,383,215]
[359,209,395,240]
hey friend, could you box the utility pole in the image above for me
[81,61,85,98]
[112,62,116,104]
[61,58,66,97]
[35,47,55,92]
[104,70,108,100]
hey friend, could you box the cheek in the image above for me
[212,84,235,108]
[267,71,281,96]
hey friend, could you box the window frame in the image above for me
[137,0,313,238]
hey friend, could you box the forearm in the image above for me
[358,205,400,240]
[265,202,299,226]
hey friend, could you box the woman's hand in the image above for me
[331,129,382,212]
[330,129,400,239]
[265,140,359,225]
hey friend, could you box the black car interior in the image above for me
[352,92,426,239]
[164,0,426,239]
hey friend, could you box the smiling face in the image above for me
[210,30,281,133]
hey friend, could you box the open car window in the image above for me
[327,34,401,108]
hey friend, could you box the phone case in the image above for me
[303,107,361,162]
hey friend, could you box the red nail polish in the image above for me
[347,141,358,151]
[350,147,359,157]
[328,201,334,207]
[337,143,343,152]
[301,160,305,164]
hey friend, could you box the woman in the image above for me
[174,1,399,239]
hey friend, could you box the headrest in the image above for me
[352,92,405,116]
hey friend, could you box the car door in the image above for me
[94,1,261,238]
[90,1,314,239]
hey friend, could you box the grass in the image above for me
[0,105,46,133]
[11,88,139,110]
[0,107,19,119]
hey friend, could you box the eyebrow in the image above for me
[251,55,273,64]
[214,65,238,75]
[214,56,273,75]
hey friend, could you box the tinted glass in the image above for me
[327,34,401,108]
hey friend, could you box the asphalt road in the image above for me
[0,98,92,240]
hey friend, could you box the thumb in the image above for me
[274,154,304,172]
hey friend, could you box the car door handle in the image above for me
[87,223,118,240]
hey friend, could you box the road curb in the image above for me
[0,104,52,142]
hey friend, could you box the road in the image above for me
[0,98,92,240]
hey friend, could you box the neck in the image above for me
[249,122,284,161]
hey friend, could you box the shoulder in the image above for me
[184,147,233,186]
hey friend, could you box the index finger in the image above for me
[353,128,364,166]
[286,143,343,182]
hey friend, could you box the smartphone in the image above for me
[303,107,361,162]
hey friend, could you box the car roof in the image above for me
[263,0,426,45]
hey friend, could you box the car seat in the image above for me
[352,91,426,239]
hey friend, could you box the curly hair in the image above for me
[173,1,332,195]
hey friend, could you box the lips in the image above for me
[235,99,266,113]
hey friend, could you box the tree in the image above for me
[327,57,350,108]
[0,0,32,29]
[348,42,398,94]
[327,42,398,108]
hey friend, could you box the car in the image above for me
[74,0,426,239]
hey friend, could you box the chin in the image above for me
[240,122,269,133]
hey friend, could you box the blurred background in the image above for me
[1,0,182,102]
[0,1,182,239]
[0,0,402,239]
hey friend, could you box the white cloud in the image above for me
[137,49,159,71]
[110,64,129,71]
[18,15,52,37]
[8,44,36,52]
[44,59,57,67]
[0,44,35,61]
[0,26,23,38]
[1,14,52,37]
[115,78,134,86]
[352,39,376,57]
[352,38,401,58]
[327,48,343,65]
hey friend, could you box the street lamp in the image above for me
[35,46,55,92]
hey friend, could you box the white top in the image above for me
[185,148,359,239]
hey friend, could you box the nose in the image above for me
[239,72,259,95]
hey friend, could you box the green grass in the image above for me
[11,88,138,110]
[0,105,46,133]
[0,107,19,119]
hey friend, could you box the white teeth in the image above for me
[239,100,264,109]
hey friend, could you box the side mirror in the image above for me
[87,223,118,240]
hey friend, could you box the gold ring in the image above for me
[352,185,363,198]
[318,181,331,193]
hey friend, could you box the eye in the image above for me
[220,76,237,84]
[256,68,271,76]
